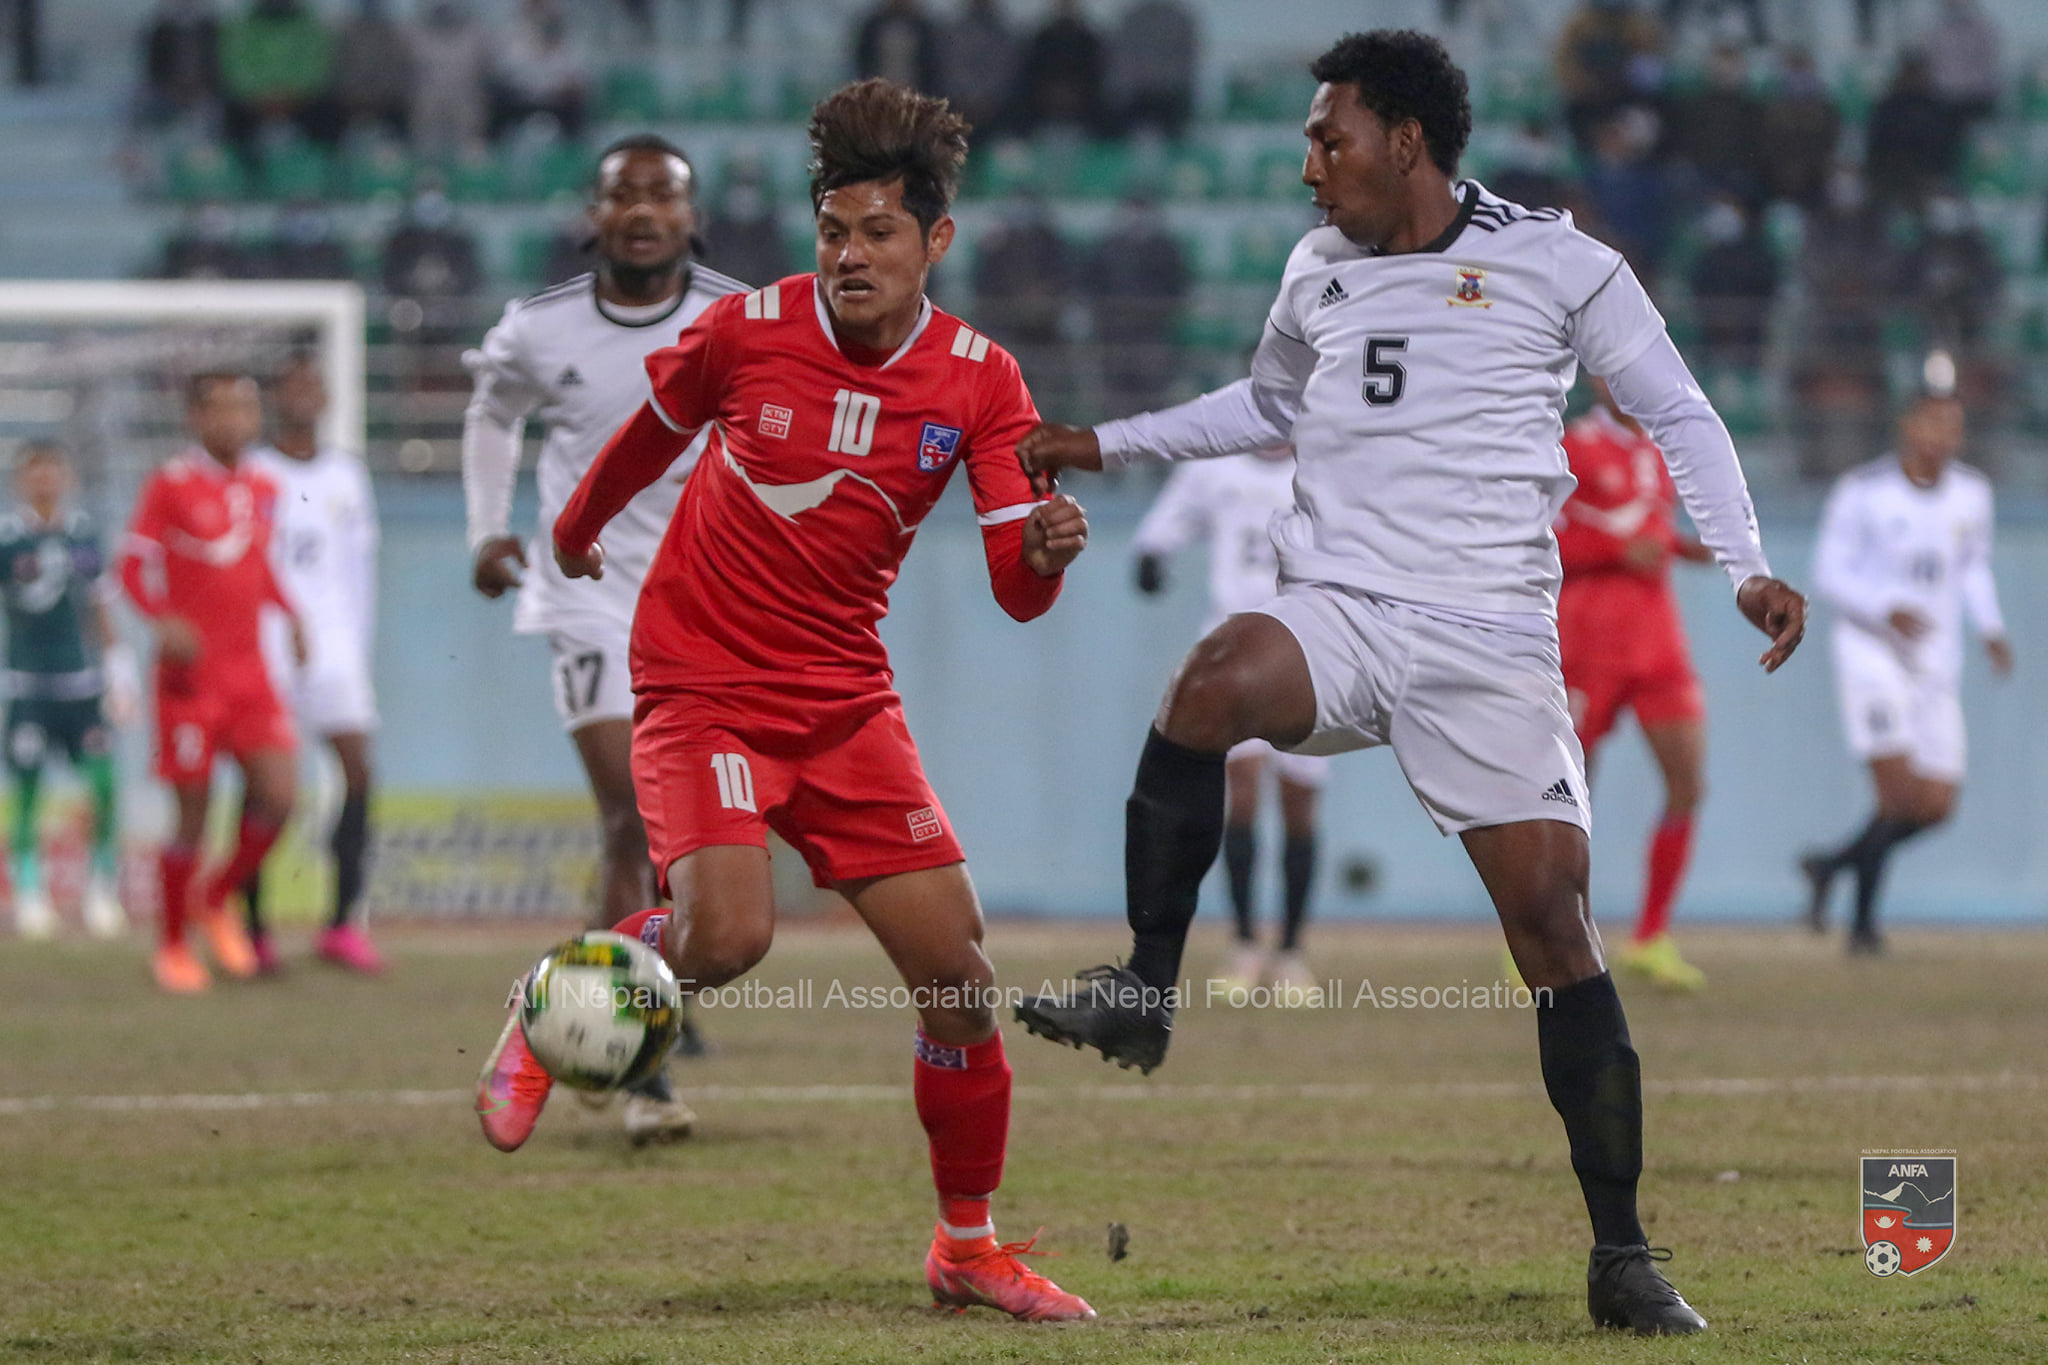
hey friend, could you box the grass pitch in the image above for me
[3,921,2044,1363]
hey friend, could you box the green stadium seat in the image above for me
[1963,132,2025,197]
[779,73,839,122]
[1479,67,1557,124]
[341,139,412,201]
[684,74,750,123]
[602,66,664,121]
[164,140,246,202]
[963,139,1038,199]
[1223,67,1313,122]
[1230,221,1296,283]
[1246,146,1307,201]
[446,148,508,202]
[1059,141,1134,199]
[523,142,589,201]
[513,226,557,284]
[259,142,331,201]
[1160,144,1225,201]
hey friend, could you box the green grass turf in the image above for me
[3,921,2045,1363]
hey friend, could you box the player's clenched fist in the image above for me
[555,539,606,581]
[1023,494,1088,577]
[1017,423,1104,491]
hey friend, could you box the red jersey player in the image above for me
[472,80,1097,1322]
[118,372,304,993]
[1555,377,1713,991]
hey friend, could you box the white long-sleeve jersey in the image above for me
[1094,182,1771,619]
[462,266,748,637]
[1812,456,2004,682]
[1131,451,1296,621]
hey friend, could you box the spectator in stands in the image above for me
[1086,193,1187,415]
[158,200,260,279]
[1490,118,1576,211]
[1905,192,2002,356]
[220,0,339,163]
[1014,0,1108,137]
[408,0,490,163]
[1581,107,1671,289]
[1658,0,1765,46]
[1687,194,1777,374]
[700,157,790,290]
[332,0,411,141]
[490,0,590,142]
[1553,0,1666,152]
[1923,0,2002,130]
[137,0,222,130]
[936,0,1017,137]
[852,0,939,94]
[1665,43,1764,208]
[260,200,352,279]
[1109,0,1198,141]
[1759,47,1840,212]
[972,194,1073,400]
[381,177,481,343]
[1793,166,1894,478]
[1866,51,1964,213]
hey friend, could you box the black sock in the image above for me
[1850,817,1925,935]
[1280,833,1316,951]
[1537,972,1646,1247]
[1222,824,1256,942]
[1124,727,1227,992]
[242,869,265,939]
[628,1067,674,1101]
[330,789,371,930]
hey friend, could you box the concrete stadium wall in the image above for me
[368,475,2047,925]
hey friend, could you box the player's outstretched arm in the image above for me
[1736,576,1806,673]
[1017,423,1102,490]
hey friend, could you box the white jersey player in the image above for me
[1802,389,2011,953]
[463,135,734,1144]
[1131,450,1327,993]
[246,354,383,974]
[1015,32,1807,1338]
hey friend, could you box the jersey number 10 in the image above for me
[829,389,882,457]
[1360,337,1408,407]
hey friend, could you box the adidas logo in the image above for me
[556,365,585,387]
[1540,779,1578,807]
[1317,278,1349,309]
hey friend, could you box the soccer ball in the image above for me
[517,931,683,1091]
[1865,1240,1902,1276]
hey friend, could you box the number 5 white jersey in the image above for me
[1098,181,1770,618]
[463,266,749,638]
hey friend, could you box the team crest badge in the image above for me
[1861,1154,1955,1276]
[1449,265,1492,308]
[917,421,962,473]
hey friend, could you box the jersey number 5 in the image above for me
[1360,337,1407,406]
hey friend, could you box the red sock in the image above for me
[914,1030,1010,1236]
[609,908,668,953]
[205,815,283,911]
[1634,814,1694,943]
[159,845,197,947]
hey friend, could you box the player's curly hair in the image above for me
[807,78,970,235]
[593,133,696,194]
[1310,30,1472,177]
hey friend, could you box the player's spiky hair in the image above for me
[1310,30,1472,177]
[593,133,696,194]
[807,78,970,235]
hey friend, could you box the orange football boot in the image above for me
[925,1225,1096,1322]
[152,941,211,994]
[475,1013,554,1152]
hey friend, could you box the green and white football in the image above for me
[517,931,683,1091]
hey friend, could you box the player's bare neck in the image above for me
[274,427,317,461]
[1374,176,1463,256]
[26,498,58,523]
[198,442,244,472]
[598,261,685,309]
[829,306,919,364]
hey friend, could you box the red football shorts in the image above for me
[155,669,296,783]
[632,684,964,892]
[1559,582,1704,751]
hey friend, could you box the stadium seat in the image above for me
[1478,66,1558,124]
[341,139,413,202]
[1230,221,1296,283]
[164,140,246,202]
[1246,146,1307,201]
[520,142,589,202]
[259,143,331,201]
[684,75,750,123]
[1223,66,1313,122]
[963,139,1039,200]
[446,149,509,203]
[602,66,665,121]
[1060,141,1134,199]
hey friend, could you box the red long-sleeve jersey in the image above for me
[557,277,1060,697]
[118,448,294,693]
[1556,408,1687,671]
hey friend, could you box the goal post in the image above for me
[0,279,367,460]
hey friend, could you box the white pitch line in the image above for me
[0,1072,2036,1118]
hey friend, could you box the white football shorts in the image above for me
[547,625,635,732]
[1832,628,1965,782]
[1251,583,1590,836]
